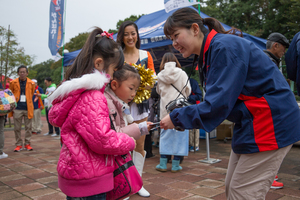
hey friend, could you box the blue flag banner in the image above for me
[164,0,200,13]
[48,0,64,56]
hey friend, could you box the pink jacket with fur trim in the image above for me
[48,71,135,197]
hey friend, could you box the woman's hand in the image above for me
[160,114,175,130]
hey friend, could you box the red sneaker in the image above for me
[32,132,37,134]
[24,144,33,151]
[14,146,23,152]
[275,175,278,180]
[271,180,283,189]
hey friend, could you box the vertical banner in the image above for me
[164,0,200,13]
[48,0,64,57]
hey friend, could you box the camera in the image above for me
[166,97,193,113]
[165,98,193,131]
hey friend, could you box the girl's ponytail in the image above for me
[65,27,124,80]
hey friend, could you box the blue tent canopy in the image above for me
[63,7,266,68]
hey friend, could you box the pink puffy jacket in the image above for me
[48,71,135,197]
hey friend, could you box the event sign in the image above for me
[48,0,64,57]
[164,0,200,13]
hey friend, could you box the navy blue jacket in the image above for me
[32,86,44,109]
[170,30,300,154]
[285,32,300,95]
[188,78,202,104]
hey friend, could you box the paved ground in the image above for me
[0,117,300,200]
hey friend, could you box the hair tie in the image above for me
[96,31,114,39]
[202,18,205,24]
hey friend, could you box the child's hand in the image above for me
[131,137,136,149]
[147,122,154,132]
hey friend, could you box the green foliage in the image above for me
[200,0,299,39]
[0,26,34,85]
[28,59,54,90]
[108,14,143,34]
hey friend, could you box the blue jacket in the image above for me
[188,78,202,104]
[285,31,300,95]
[170,30,300,154]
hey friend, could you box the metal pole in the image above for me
[205,132,210,160]
[61,0,67,81]
[198,88,221,164]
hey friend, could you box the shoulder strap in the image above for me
[109,116,116,131]
[171,84,188,101]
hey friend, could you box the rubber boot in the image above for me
[156,158,168,172]
[171,159,182,173]
[132,150,150,197]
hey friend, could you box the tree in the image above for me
[108,14,143,34]
[200,0,299,39]
[28,59,54,90]
[0,25,34,86]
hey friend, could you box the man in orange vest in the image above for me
[9,65,35,152]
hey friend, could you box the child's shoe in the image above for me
[171,159,182,173]
[156,158,168,172]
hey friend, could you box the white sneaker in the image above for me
[137,186,150,197]
[123,197,130,200]
[0,152,8,159]
[51,133,58,137]
[44,132,51,136]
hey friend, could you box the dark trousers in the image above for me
[144,131,154,158]
[45,107,60,135]
[161,154,183,160]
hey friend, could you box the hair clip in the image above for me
[101,31,114,39]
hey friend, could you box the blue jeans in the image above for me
[161,154,183,160]
[66,193,106,200]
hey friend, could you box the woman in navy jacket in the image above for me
[160,7,300,200]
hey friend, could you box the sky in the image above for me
[0,0,166,65]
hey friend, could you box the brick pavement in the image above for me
[0,117,300,200]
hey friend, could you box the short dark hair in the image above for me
[17,65,28,73]
[117,21,141,49]
[113,63,140,84]
[45,77,52,82]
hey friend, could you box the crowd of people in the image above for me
[1,7,300,200]
[0,66,61,155]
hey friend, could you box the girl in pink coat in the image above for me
[47,28,136,200]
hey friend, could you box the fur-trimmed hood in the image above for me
[48,70,110,105]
